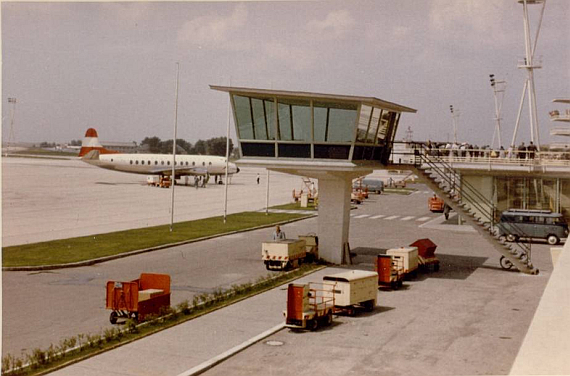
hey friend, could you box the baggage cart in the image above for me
[106,273,171,324]
[262,239,306,271]
[376,254,405,289]
[386,247,419,279]
[284,282,335,331]
[323,270,378,315]
[410,238,440,272]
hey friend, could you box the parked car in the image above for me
[497,209,569,245]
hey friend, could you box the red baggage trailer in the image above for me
[106,273,171,324]
[376,254,404,289]
[410,238,440,272]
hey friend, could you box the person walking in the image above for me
[256,174,260,184]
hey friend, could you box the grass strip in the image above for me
[269,202,318,211]
[2,264,325,376]
[2,212,311,267]
[383,187,416,195]
[11,149,78,157]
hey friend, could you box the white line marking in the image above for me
[416,217,431,222]
[384,215,399,220]
[354,214,370,219]
[370,214,386,219]
[401,216,415,221]
[177,324,286,376]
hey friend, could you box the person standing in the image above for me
[256,173,260,184]
[527,141,537,160]
[272,225,286,241]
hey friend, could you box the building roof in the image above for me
[210,85,417,114]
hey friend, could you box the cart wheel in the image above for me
[110,311,118,324]
[308,319,318,331]
[324,311,333,326]
[347,307,355,317]
[434,263,440,272]
[398,280,403,288]
[500,256,513,270]
[363,300,374,312]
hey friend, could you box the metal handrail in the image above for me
[405,143,532,261]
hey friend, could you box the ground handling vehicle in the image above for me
[375,254,405,289]
[410,238,440,272]
[262,239,307,271]
[106,273,171,324]
[322,270,378,315]
[284,282,335,331]
[428,195,445,212]
[284,270,378,330]
[386,247,419,280]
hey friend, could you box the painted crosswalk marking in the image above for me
[370,214,386,219]
[416,217,431,222]
[401,216,415,221]
[384,215,399,220]
[353,214,370,219]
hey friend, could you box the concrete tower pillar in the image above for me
[317,174,353,264]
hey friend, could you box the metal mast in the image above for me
[489,74,507,148]
[449,105,458,143]
[511,0,546,151]
[6,98,17,154]
[170,63,180,232]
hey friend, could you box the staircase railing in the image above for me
[398,143,532,264]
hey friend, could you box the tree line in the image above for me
[140,136,234,156]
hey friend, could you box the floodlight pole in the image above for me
[223,82,232,224]
[449,105,458,143]
[265,170,270,215]
[489,75,506,149]
[170,63,180,232]
[7,98,17,154]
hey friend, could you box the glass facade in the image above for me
[494,176,570,222]
[232,93,401,163]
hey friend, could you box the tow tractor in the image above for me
[284,270,378,331]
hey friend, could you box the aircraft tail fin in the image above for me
[78,128,120,157]
[81,149,100,160]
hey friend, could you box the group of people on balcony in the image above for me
[424,140,538,160]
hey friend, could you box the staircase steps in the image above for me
[413,159,538,275]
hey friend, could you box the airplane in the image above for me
[79,128,239,185]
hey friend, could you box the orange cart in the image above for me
[106,273,171,324]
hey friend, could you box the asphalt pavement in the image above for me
[2,158,557,375]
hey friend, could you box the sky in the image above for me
[1,0,569,148]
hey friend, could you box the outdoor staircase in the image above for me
[407,146,539,275]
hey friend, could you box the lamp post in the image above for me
[7,98,17,154]
[170,63,180,232]
[449,105,458,144]
[489,74,506,149]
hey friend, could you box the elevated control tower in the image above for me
[211,85,416,264]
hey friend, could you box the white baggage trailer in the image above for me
[262,239,306,271]
[386,246,419,279]
[322,270,378,315]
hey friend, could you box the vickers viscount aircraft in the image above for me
[79,128,239,184]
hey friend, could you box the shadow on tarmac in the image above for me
[350,247,488,281]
